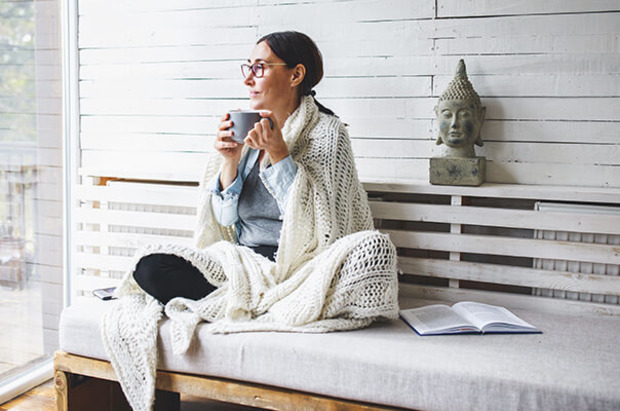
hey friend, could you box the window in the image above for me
[0,0,64,400]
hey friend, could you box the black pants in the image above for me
[133,246,277,305]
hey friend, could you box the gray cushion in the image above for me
[59,296,620,410]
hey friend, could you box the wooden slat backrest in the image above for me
[72,176,620,314]
[365,181,620,314]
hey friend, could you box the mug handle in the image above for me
[257,112,273,130]
[259,117,273,130]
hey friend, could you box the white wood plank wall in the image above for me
[71,1,620,304]
[75,0,619,187]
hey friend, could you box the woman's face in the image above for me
[244,41,296,111]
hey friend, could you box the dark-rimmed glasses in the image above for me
[241,62,287,78]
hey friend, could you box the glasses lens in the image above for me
[241,63,264,78]
[241,64,250,77]
[252,63,264,78]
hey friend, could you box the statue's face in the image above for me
[437,100,481,148]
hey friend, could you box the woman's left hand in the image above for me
[245,110,290,164]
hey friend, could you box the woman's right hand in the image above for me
[215,113,243,189]
[214,113,243,163]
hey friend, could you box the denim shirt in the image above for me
[209,148,298,228]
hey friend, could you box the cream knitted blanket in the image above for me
[101,96,399,411]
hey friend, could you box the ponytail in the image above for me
[305,90,336,117]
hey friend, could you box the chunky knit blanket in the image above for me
[101,96,400,411]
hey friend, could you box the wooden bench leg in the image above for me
[55,369,179,411]
[154,388,181,411]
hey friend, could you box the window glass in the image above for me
[0,0,63,378]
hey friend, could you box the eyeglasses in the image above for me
[241,62,288,78]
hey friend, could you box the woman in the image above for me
[102,31,399,411]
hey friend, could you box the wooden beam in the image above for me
[54,352,407,411]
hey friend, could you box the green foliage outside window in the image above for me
[0,0,36,143]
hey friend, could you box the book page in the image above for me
[400,305,478,335]
[453,302,538,332]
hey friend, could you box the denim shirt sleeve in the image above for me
[209,171,243,226]
[259,155,298,215]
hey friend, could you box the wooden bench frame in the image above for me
[54,351,403,411]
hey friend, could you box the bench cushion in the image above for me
[59,296,620,410]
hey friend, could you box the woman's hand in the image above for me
[245,110,290,164]
[214,113,243,162]
[214,113,243,189]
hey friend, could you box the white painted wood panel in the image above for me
[74,253,131,273]
[399,257,620,296]
[80,115,213,135]
[79,44,251,64]
[362,180,620,204]
[78,23,258,48]
[368,201,620,235]
[356,158,619,187]
[79,76,432,99]
[75,184,198,205]
[433,74,620,98]
[75,208,195,231]
[433,12,619,38]
[326,54,620,77]
[75,231,193,249]
[70,0,620,305]
[479,121,618,145]
[80,150,209,181]
[66,149,611,186]
[79,133,214,153]
[438,0,620,17]
[434,34,620,57]
[353,140,619,165]
[77,96,620,129]
[385,230,618,265]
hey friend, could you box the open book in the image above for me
[400,301,541,335]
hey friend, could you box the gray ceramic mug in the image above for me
[228,110,273,143]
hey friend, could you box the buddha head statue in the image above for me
[435,59,486,158]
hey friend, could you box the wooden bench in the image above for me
[55,178,620,410]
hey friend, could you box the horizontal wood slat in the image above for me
[437,0,620,17]
[399,257,620,296]
[75,253,132,272]
[369,201,620,235]
[54,351,400,411]
[363,180,620,204]
[75,208,195,231]
[357,159,619,187]
[78,159,620,187]
[74,275,122,293]
[78,96,620,122]
[75,231,192,249]
[76,184,197,205]
[385,230,618,265]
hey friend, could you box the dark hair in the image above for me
[258,31,336,116]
